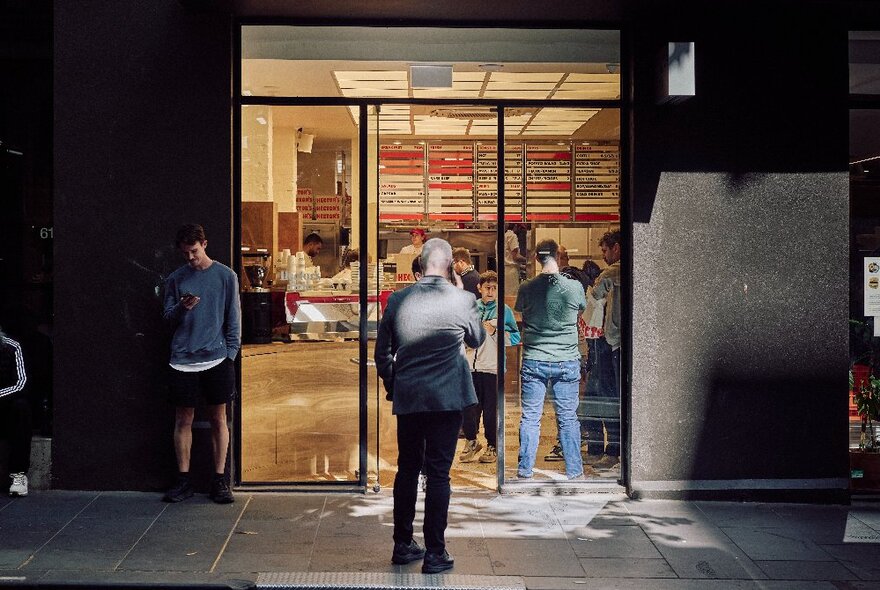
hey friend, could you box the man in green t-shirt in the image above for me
[514,239,587,480]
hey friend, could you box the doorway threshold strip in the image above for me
[257,572,525,590]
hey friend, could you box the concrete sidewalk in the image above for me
[1,489,879,589]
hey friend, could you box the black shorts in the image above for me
[168,358,235,407]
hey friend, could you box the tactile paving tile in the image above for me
[257,572,525,590]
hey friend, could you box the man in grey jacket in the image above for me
[375,238,485,574]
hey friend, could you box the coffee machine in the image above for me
[241,249,273,344]
[242,249,271,292]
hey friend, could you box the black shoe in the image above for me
[544,444,564,462]
[209,478,235,504]
[163,478,194,503]
[422,550,454,574]
[391,539,426,564]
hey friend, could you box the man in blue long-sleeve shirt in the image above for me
[162,224,240,504]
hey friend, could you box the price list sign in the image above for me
[525,144,573,221]
[378,143,426,221]
[476,143,523,221]
[426,143,475,221]
[574,144,620,222]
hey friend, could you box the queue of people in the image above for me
[157,221,620,574]
[372,229,621,572]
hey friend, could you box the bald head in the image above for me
[420,238,453,276]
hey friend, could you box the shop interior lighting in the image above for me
[256,116,267,125]
[332,69,605,136]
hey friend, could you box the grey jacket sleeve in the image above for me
[374,296,396,383]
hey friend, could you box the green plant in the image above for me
[850,319,880,452]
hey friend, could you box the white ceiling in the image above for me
[243,60,620,145]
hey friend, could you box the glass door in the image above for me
[371,104,502,490]
[501,106,622,484]
[368,103,622,488]
[239,104,365,484]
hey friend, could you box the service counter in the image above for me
[284,290,393,341]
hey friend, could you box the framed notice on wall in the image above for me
[865,257,880,317]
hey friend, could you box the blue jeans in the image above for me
[518,358,583,478]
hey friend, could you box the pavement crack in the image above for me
[17,491,102,570]
[113,499,170,571]
[209,494,252,573]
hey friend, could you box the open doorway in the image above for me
[237,26,623,490]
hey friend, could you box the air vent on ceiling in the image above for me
[424,107,535,120]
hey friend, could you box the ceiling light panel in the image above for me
[489,72,565,82]
[483,90,552,99]
[521,108,598,135]
[413,116,469,135]
[379,106,412,134]
[412,89,482,98]
[554,83,620,99]
[334,71,408,81]
[485,82,559,91]
[334,70,409,98]
[454,72,489,82]
[566,73,620,83]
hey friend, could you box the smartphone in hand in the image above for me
[181,292,196,301]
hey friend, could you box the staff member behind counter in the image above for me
[400,228,426,255]
[303,233,323,264]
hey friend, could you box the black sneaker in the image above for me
[544,444,564,462]
[391,539,426,564]
[209,478,235,504]
[163,477,194,503]
[422,550,454,574]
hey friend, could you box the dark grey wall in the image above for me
[628,9,850,499]
[52,0,853,496]
[54,2,231,489]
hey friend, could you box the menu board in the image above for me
[427,143,474,221]
[376,140,619,223]
[476,143,523,221]
[574,144,620,221]
[379,143,425,221]
[296,188,314,220]
[525,144,573,221]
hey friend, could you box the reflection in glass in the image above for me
[240,105,361,483]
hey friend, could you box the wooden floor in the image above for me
[241,341,619,490]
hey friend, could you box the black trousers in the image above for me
[462,372,497,447]
[393,410,461,554]
[0,395,32,473]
